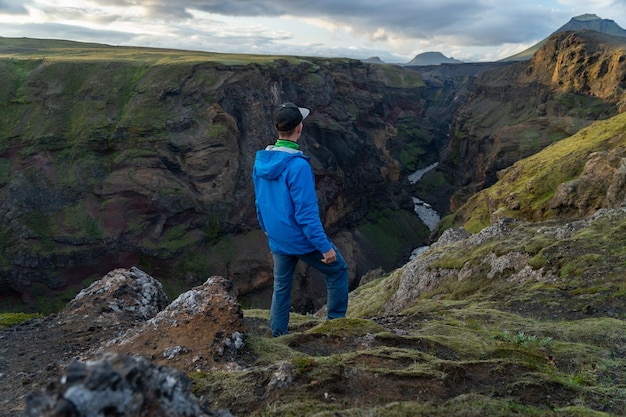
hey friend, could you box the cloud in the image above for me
[86,0,558,46]
[0,0,624,63]
[0,0,29,14]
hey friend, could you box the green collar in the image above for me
[274,139,299,150]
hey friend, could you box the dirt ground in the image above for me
[0,310,259,417]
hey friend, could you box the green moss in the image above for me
[305,318,386,337]
[376,64,425,89]
[177,249,212,279]
[0,37,304,65]
[347,270,402,317]
[291,355,318,373]
[0,312,44,329]
[53,202,103,240]
[458,111,626,231]
[188,368,271,412]
[243,335,298,365]
[395,117,433,170]
[20,211,54,251]
[355,394,555,417]
[0,157,11,185]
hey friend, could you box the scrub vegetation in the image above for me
[186,208,626,416]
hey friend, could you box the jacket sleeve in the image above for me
[286,158,332,254]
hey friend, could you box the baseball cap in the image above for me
[273,102,310,131]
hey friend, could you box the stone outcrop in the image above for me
[0,267,246,416]
[64,267,169,322]
[550,149,626,215]
[382,208,626,314]
[98,275,246,372]
[23,353,212,417]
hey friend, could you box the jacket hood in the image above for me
[254,147,308,180]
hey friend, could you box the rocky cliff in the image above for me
[0,42,448,313]
[439,30,626,213]
[2,29,625,316]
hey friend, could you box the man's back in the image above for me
[253,146,331,256]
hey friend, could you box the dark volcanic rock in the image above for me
[64,267,169,321]
[23,353,211,417]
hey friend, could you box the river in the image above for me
[408,162,440,259]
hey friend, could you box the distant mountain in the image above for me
[504,13,626,61]
[558,13,626,36]
[406,51,462,66]
[362,56,386,64]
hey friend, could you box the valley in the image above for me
[1,16,626,416]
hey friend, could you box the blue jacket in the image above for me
[253,146,332,255]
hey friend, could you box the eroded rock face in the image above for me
[0,55,438,311]
[23,353,209,417]
[383,212,625,314]
[550,150,626,216]
[98,275,246,373]
[444,30,626,211]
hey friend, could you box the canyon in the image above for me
[0,23,625,416]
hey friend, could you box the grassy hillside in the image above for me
[0,36,299,65]
[187,204,626,416]
[448,111,626,232]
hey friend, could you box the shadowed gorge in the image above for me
[0,39,444,313]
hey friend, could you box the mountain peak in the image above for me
[362,56,386,64]
[572,13,602,22]
[503,14,626,61]
[556,13,626,37]
[407,51,462,66]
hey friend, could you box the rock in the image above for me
[432,227,471,247]
[266,362,294,392]
[23,353,209,417]
[64,267,169,321]
[607,157,626,207]
[467,218,516,246]
[383,248,455,314]
[482,251,531,279]
[358,268,385,286]
[98,276,246,373]
[550,150,626,216]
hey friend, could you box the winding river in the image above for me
[408,162,441,259]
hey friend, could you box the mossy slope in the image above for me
[450,111,626,232]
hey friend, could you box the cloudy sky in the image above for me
[0,0,624,63]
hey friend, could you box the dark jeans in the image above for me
[270,246,349,337]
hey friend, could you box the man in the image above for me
[253,102,349,337]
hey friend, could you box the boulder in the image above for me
[99,275,246,372]
[23,353,210,417]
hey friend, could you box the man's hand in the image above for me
[321,248,337,264]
